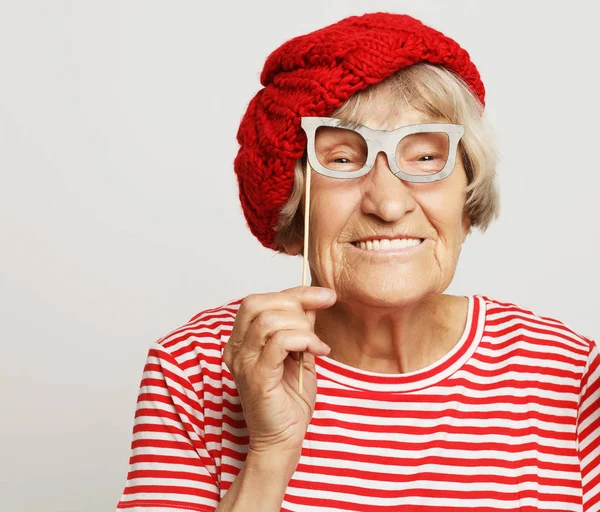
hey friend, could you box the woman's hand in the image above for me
[223,285,336,465]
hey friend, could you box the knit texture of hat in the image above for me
[234,12,485,251]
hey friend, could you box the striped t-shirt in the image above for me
[116,295,600,511]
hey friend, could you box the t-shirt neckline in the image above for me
[314,295,486,393]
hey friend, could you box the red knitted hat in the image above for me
[234,12,485,251]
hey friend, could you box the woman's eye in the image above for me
[316,147,366,171]
[417,154,440,162]
[327,153,356,164]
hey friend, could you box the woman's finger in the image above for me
[233,287,336,340]
[240,311,313,356]
[258,329,330,371]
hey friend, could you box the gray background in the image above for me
[1,1,598,511]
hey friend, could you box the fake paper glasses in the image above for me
[300,117,465,183]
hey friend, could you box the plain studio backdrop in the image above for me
[1,1,598,511]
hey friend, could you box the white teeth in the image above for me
[356,238,422,251]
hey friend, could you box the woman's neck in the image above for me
[313,293,469,374]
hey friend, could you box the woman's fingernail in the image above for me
[321,342,331,352]
[320,289,335,301]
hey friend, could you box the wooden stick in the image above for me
[298,158,312,395]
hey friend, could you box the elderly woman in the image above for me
[116,12,599,512]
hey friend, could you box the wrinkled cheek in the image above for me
[335,248,360,283]
[317,244,359,290]
[310,243,337,284]
[431,239,455,277]
[435,239,463,287]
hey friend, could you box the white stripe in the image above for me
[295,441,579,465]
[315,392,577,417]
[467,355,582,378]
[311,408,575,432]
[125,476,217,490]
[449,368,580,388]
[304,423,573,448]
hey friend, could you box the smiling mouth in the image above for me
[350,238,424,251]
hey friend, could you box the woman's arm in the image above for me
[215,450,298,512]
[116,338,302,512]
[116,344,221,511]
[118,287,333,511]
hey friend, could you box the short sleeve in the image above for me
[578,338,600,512]
[116,343,220,511]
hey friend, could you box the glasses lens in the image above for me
[315,126,368,172]
[396,132,450,175]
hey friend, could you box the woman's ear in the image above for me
[281,209,305,256]
[282,238,304,256]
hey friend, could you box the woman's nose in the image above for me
[359,152,418,221]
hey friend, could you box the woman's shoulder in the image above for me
[476,294,596,354]
[149,297,243,372]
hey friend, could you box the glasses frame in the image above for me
[300,116,465,183]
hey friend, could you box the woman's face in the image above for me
[292,98,471,308]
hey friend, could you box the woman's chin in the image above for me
[339,283,433,309]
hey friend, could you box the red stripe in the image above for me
[296,447,581,472]
[287,477,581,503]
[321,385,576,410]
[294,462,580,487]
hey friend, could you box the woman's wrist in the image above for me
[216,449,300,512]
